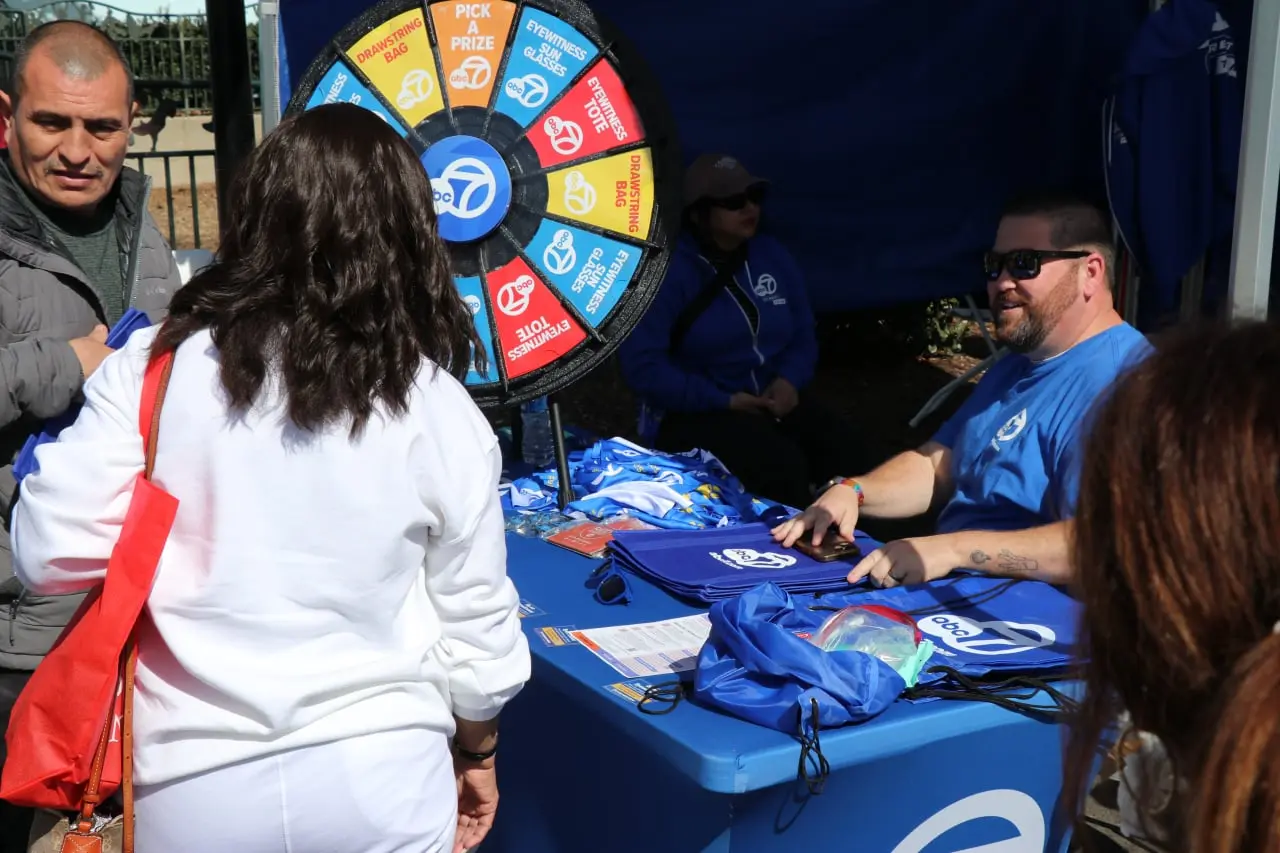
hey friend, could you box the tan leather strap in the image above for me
[143,355,175,480]
[75,351,176,844]
[74,708,112,835]
[122,643,137,853]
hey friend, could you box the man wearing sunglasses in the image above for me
[774,191,1149,587]
[620,154,871,509]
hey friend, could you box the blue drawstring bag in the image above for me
[695,576,1081,733]
[13,308,155,484]
[693,582,918,735]
[692,577,1080,793]
[812,574,1081,683]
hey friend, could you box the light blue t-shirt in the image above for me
[933,323,1150,534]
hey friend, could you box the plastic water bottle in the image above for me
[521,397,555,468]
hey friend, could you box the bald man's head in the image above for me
[13,20,134,108]
[1,20,137,214]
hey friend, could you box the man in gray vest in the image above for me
[0,20,182,843]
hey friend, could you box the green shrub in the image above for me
[922,297,971,355]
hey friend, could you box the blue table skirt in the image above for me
[488,532,1072,852]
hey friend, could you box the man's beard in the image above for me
[993,274,1076,354]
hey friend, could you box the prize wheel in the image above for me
[284,0,682,409]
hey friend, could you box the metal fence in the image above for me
[130,149,217,250]
[0,1,260,113]
[0,3,263,250]
[0,2,262,249]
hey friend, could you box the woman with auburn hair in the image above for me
[10,103,531,852]
[1062,320,1280,852]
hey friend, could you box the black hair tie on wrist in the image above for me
[453,738,497,762]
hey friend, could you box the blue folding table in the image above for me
[486,533,1073,853]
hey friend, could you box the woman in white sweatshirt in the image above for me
[10,102,531,853]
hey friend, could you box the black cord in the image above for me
[900,578,1023,616]
[637,680,686,715]
[796,698,831,795]
[905,665,1079,722]
[807,578,1023,616]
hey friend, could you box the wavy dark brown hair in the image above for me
[1062,321,1280,853]
[152,102,484,436]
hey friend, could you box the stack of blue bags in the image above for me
[607,523,879,603]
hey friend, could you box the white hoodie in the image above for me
[12,326,530,786]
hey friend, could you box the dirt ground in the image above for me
[148,183,221,251]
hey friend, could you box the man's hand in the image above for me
[729,391,771,414]
[847,535,961,588]
[771,483,861,548]
[69,325,112,378]
[762,377,799,418]
[454,757,499,853]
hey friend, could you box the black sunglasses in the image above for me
[709,185,766,211]
[983,249,1089,282]
[587,562,632,606]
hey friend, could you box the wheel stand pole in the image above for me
[549,397,573,511]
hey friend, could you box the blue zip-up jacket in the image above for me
[1105,0,1242,327]
[620,233,818,413]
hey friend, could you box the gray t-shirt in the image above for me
[9,166,125,325]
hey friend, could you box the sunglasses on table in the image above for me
[587,562,633,606]
[709,186,766,211]
[983,249,1090,282]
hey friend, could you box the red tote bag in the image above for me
[1,349,177,811]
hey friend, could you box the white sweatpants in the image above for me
[134,728,457,853]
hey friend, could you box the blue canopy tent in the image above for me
[234,0,1280,324]
[261,0,1154,315]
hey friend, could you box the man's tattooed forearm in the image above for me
[996,549,1038,574]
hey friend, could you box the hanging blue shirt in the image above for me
[1105,0,1243,327]
[933,324,1150,534]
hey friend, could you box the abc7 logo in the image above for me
[718,548,797,570]
[917,613,1055,656]
[542,228,577,276]
[430,157,497,220]
[503,73,549,109]
[562,170,597,216]
[542,115,584,156]
[449,56,492,91]
[753,274,777,297]
[396,68,435,111]
[496,274,536,317]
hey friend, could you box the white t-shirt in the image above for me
[12,326,531,786]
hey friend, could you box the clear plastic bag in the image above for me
[503,510,578,539]
[808,605,924,673]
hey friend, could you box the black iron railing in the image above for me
[0,1,262,113]
[128,149,216,250]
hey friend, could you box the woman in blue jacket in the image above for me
[620,154,868,509]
